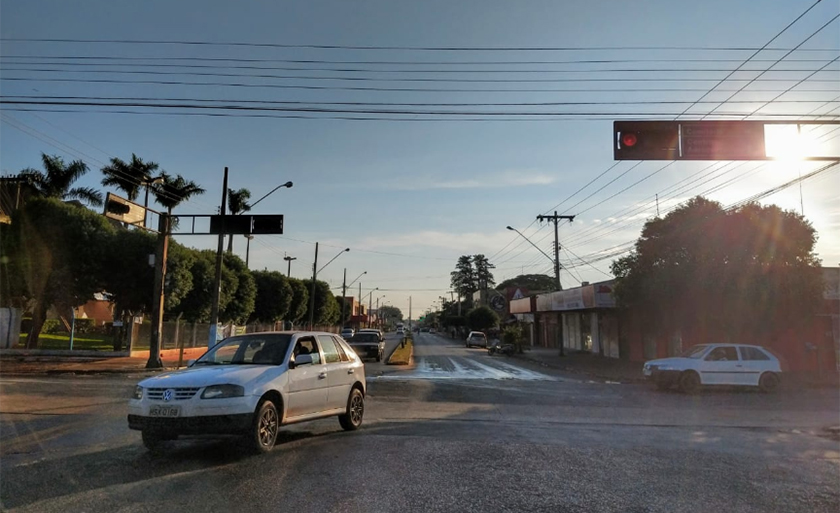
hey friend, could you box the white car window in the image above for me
[739,346,771,361]
[293,338,321,365]
[336,338,358,362]
[705,346,739,362]
[332,336,350,362]
[318,335,342,364]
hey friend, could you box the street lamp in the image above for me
[283,255,296,277]
[142,175,165,228]
[375,295,386,327]
[309,245,349,329]
[249,181,293,210]
[362,288,379,328]
[341,270,366,329]
[238,181,293,268]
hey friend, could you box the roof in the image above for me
[230,331,340,337]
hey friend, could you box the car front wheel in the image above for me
[679,371,701,394]
[338,388,364,431]
[248,400,280,453]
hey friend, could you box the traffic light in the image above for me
[614,121,679,160]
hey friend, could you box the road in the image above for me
[1,331,838,512]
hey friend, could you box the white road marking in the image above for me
[374,356,555,381]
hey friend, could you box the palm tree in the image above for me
[226,188,251,253]
[17,153,103,206]
[100,154,160,203]
[151,172,206,220]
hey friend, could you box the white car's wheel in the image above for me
[248,400,280,453]
[759,372,780,393]
[338,388,364,431]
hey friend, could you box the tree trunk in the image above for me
[227,234,234,254]
[27,300,47,349]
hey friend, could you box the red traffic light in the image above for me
[621,132,638,148]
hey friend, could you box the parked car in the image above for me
[128,331,366,453]
[643,343,782,393]
[429,328,436,334]
[340,327,355,340]
[420,327,429,333]
[466,331,488,348]
[348,331,385,362]
[396,327,405,335]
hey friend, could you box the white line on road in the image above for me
[373,356,555,381]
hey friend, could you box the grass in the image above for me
[16,333,115,352]
[387,335,413,365]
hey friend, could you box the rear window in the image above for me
[739,346,771,361]
[351,333,380,342]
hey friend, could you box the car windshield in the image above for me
[194,334,292,366]
[679,345,708,359]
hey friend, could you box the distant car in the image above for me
[466,331,488,349]
[348,332,385,362]
[429,328,436,334]
[420,327,429,333]
[358,328,384,342]
[340,328,354,340]
[644,343,782,393]
[128,331,366,454]
[396,327,405,335]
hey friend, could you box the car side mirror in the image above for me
[293,353,314,368]
[186,359,196,367]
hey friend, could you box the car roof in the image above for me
[228,331,340,338]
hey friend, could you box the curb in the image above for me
[386,337,413,365]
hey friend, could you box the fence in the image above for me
[131,321,340,350]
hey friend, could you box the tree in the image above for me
[611,196,822,338]
[502,323,525,353]
[151,172,205,215]
[219,253,256,325]
[226,188,251,253]
[450,255,477,308]
[18,153,103,207]
[466,306,499,332]
[7,198,114,346]
[287,278,309,325]
[251,270,292,324]
[496,274,556,292]
[378,305,403,323]
[101,154,159,202]
[473,254,496,291]
[172,250,236,322]
[301,279,339,326]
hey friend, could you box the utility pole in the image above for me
[245,235,254,268]
[368,292,373,328]
[655,194,660,217]
[208,167,229,348]
[536,211,575,357]
[147,214,171,368]
[284,255,296,277]
[308,242,319,329]
[341,268,347,328]
[358,282,362,322]
[536,211,575,292]
[409,296,412,330]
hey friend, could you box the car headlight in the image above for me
[201,384,245,399]
[133,386,144,400]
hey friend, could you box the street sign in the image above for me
[209,214,284,235]
[103,192,148,228]
[614,121,766,161]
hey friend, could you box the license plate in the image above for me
[149,405,181,417]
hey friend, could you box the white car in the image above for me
[466,331,488,348]
[643,343,782,393]
[128,331,366,453]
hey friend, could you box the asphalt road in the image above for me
[1,331,838,512]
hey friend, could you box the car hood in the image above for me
[645,357,690,367]
[138,365,283,388]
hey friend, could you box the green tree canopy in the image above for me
[219,253,256,324]
[7,198,115,346]
[466,306,499,332]
[287,278,309,324]
[450,255,477,306]
[378,305,403,323]
[251,270,292,323]
[172,250,236,322]
[18,153,103,207]
[611,196,822,337]
[496,274,556,292]
[302,279,339,326]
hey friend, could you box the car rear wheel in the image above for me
[338,388,364,431]
[248,400,280,453]
[759,372,780,393]
[679,371,701,394]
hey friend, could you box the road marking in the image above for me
[374,356,555,381]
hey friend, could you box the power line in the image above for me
[4,37,839,51]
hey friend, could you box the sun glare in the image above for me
[764,125,819,161]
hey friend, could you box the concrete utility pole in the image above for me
[147,214,171,369]
[536,211,575,358]
[208,167,229,348]
[308,242,319,329]
[244,235,254,268]
[536,211,575,293]
[341,268,347,328]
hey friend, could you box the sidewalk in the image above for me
[0,347,208,375]
[515,347,647,383]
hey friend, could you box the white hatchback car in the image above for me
[643,343,782,393]
[128,331,366,453]
[466,331,488,348]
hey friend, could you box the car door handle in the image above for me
[318,372,327,379]
[735,364,743,367]
[348,369,355,374]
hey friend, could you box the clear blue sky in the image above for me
[1,0,838,315]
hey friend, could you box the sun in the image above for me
[764,124,819,161]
